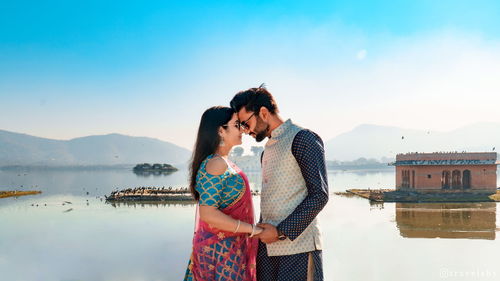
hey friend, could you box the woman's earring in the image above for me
[219,137,225,147]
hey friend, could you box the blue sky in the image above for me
[2,0,500,150]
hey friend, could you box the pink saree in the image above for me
[188,164,257,281]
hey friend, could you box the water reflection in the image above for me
[0,169,191,199]
[369,200,385,210]
[133,170,176,177]
[1,169,500,281]
[395,202,497,240]
[106,200,196,208]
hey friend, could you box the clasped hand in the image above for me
[253,223,279,244]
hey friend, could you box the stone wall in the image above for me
[396,165,497,191]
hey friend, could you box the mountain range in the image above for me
[0,130,191,167]
[1,122,499,166]
[325,122,500,161]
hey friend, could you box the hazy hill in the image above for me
[3,121,499,166]
[325,122,500,161]
[0,130,191,166]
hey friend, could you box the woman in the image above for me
[184,106,262,281]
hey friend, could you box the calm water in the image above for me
[1,168,499,281]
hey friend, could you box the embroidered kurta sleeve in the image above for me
[196,173,225,208]
[276,129,329,241]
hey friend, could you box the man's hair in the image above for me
[230,84,279,115]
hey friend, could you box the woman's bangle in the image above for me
[234,220,241,233]
[249,224,256,237]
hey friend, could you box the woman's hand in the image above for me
[255,223,279,243]
[253,226,264,236]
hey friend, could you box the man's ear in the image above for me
[259,106,269,121]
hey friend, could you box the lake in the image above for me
[1,168,499,281]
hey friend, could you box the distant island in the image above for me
[133,163,178,173]
[0,190,42,199]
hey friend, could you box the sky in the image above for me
[2,0,500,152]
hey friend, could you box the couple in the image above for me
[184,85,329,281]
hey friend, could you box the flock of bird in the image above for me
[29,187,104,212]
[22,181,192,210]
[109,186,190,197]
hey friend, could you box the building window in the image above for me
[463,170,471,189]
[427,174,432,179]
[452,170,462,189]
[402,170,405,188]
[402,170,410,188]
[442,170,451,189]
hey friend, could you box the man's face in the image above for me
[236,108,269,142]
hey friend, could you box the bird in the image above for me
[493,147,496,151]
[64,201,72,204]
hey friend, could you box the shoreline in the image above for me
[346,189,500,203]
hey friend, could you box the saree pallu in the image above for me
[186,169,257,281]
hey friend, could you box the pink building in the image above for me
[394,152,498,192]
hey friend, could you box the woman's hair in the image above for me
[189,106,234,200]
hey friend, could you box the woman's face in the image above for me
[220,113,243,147]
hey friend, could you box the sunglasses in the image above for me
[238,112,256,131]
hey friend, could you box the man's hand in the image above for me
[256,223,279,244]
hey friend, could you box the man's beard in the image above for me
[254,117,269,142]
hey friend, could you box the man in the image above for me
[230,85,329,281]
